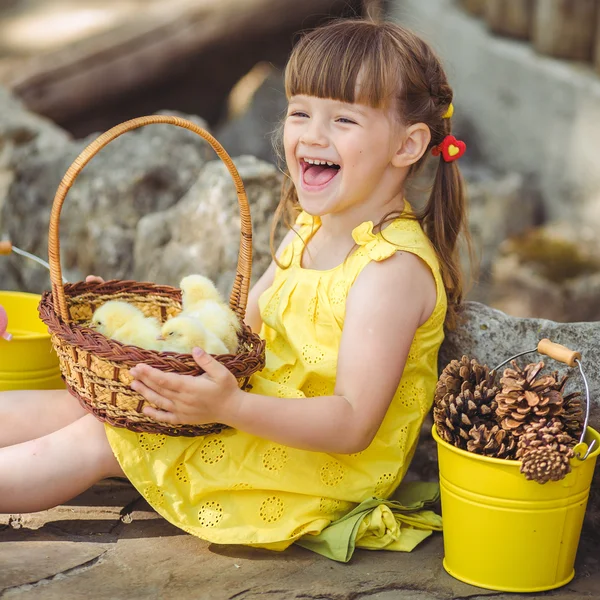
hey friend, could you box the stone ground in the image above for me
[1,480,599,600]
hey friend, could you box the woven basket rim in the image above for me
[38,280,265,375]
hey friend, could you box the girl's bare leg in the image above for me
[0,414,125,513]
[0,388,87,448]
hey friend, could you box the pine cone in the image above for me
[517,417,575,484]
[520,445,573,484]
[516,417,575,459]
[467,423,517,459]
[496,361,567,435]
[434,356,499,450]
[562,391,584,439]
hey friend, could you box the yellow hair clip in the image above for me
[442,103,454,119]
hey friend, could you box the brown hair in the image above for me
[271,19,472,329]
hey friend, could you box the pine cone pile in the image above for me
[433,356,505,454]
[434,354,584,484]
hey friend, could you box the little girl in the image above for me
[0,19,469,552]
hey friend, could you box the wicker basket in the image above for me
[38,115,265,437]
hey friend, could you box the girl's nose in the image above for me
[300,119,328,147]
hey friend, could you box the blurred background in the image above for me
[0,0,599,324]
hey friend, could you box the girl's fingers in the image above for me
[132,380,176,413]
[142,406,179,424]
[130,364,184,395]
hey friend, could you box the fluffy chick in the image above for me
[159,315,229,355]
[90,301,163,351]
[180,274,223,307]
[180,274,241,352]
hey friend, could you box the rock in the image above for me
[2,477,599,598]
[405,161,541,306]
[489,222,600,321]
[0,85,71,234]
[461,167,541,299]
[390,0,600,231]
[133,155,282,296]
[215,65,287,166]
[0,111,212,293]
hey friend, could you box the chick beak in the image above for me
[156,335,165,341]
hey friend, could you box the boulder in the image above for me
[216,65,287,166]
[462,168,541,295]
[405,161,541,306]
[0,86,70,233]
[0,111,212,292]
[133,155,282,295]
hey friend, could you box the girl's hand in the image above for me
[129,348,242,425]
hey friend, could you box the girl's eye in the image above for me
[288,111,308,118]
[337,117,356,124]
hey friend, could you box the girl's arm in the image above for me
[244,228,299,333]
[223,250,437,453]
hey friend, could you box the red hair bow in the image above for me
[431,135,466,162]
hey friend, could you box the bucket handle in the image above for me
[0,241,67,283]
[493,339,595,461]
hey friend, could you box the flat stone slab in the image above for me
[1,480,599,599]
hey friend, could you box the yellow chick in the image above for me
[90,301,163,351]
[180,274,223,307]
[159,315,229,355]
[179,274,241,353]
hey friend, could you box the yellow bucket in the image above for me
[433,424,600,592]
[0,291,64,391]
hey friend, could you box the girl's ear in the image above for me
[392,123,431,168]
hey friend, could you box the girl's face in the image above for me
[283,95,404,218]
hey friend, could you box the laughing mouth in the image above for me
[300,158,341,189]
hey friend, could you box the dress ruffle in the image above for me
[297,201,415,264]
[351,221,401,262]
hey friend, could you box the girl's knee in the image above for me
[81,416,125,478]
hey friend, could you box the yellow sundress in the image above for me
[105,202,447,550]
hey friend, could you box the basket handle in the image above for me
[48,115,253,323]
[537,339,581,367]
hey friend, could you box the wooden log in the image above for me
[458,0,486,17]
[533,0,598,61]
[0,0,348,124]
[485,0,534,40]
